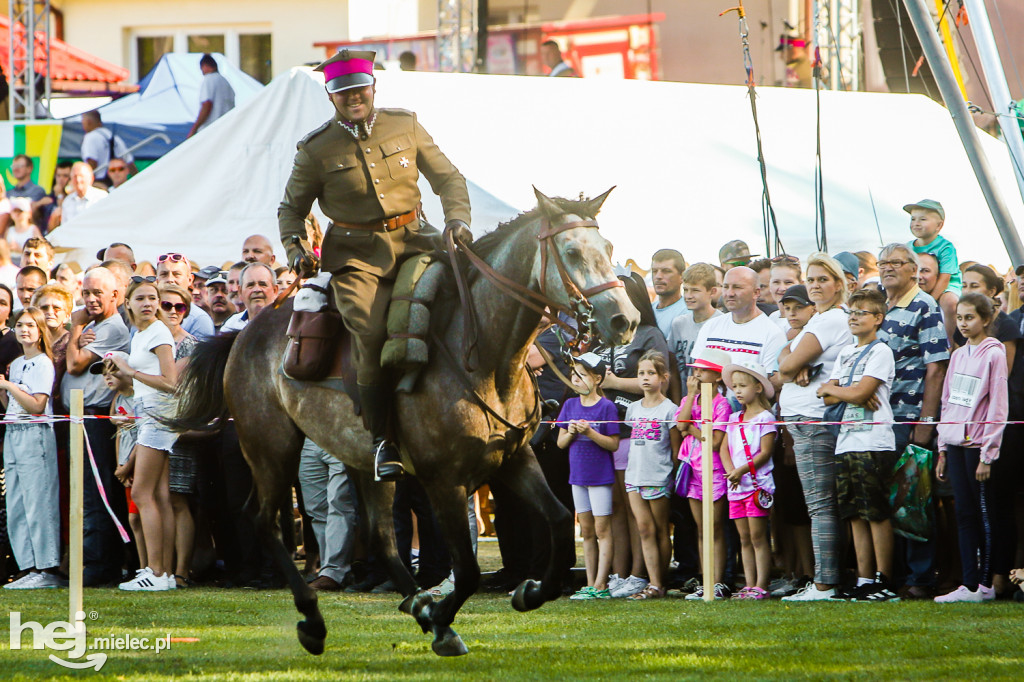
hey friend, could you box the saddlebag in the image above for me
[284,274,341,381]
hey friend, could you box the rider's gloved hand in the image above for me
[443,220,473,247]
[291,245,321,279]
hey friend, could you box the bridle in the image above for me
[449,215,624,368]
[436,213,623,435]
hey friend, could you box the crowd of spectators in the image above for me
[1,191,1023,605]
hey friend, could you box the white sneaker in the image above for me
[977,585,995,601]
[782,583,835,601]
[31,572,63,589]
[168,574,178,590]
[428,576,456,597]
[607,573,623,593]
[609,575,648,598]
[4,572,44,589]
[934,585,984,603]
[119,567,169,591]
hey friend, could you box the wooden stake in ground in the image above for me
[69,389,84,629]
[701,382,714,602]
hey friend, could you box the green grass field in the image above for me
[2,584,1022,681]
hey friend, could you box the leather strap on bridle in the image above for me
[446,228,481,371]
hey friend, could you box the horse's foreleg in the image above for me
[349,470,433,633]
[421,484,477,657]
[499,444,575,612]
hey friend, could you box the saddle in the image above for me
[282,255,445,403]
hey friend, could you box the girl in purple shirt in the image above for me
[557,353,620,600]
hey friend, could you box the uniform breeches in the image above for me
[331,268,393,385]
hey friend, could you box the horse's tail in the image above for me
[167,331,239,432]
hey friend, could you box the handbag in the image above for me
[737,414,773,510]
[823,340,880,438]
[674,457,693,497]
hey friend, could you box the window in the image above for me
[187,34,225,54]
[137,36,173,77]
[239,34,272,84]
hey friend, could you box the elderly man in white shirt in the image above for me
[60,162,108,226]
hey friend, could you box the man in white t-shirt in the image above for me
[693,266,786,392]
[80,111,136,185]
[650,248,689,338]
[188,54,236,137]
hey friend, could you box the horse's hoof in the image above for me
[399,590,434,633]
[511,579,542,612]
[296,620,326,656]
[431,628,469,657]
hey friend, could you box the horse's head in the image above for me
[532,187,639,347]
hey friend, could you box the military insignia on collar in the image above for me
[399,156,410,168]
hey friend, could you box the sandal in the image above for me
[629,585,665,600]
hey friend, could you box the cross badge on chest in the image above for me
[399,156,410,168]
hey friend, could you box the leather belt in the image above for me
[333,210,417,233]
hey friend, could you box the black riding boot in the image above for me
[358,384,405,481]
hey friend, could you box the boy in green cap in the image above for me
[905,199,959,341]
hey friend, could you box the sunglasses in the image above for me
[158,253,188,264]
[771,254,800,264]
[160,301,188,314]
[130,275,157,284]
[109,166,128,173]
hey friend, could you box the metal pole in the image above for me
[902,0,1024,266]
[962,0,1024,207]
[700,382,714,602]
[475,0,488,73]
[8,0,15,119]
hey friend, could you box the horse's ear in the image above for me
[586,186,616,217]
[533,186,562,218]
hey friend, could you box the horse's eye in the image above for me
[565,247,582,261]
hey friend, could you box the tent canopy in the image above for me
[52,67,1024,272]
[59,53,264,159]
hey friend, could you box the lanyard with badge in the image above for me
[737,414,774,510]
[840,340,881,432]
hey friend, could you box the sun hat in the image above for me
[722,361,775,400]
[687,348,732,372]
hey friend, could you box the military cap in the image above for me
[316,49,376,94]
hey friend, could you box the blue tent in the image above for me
[59,53,264,159]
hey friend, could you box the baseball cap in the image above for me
[574,352,608,377]
[195,265,222,281]
[833,252,860,278]
[780,284,812,306]
[8,197,31,213]
[719,239,759,266]
[89,350,129,375]
[206,271,229,286]
[776,35,807,51]
[902,199,945,221]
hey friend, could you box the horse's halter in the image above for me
[455,215,624,353]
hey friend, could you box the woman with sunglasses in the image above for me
[108,277,178,591]
[157,283,198,588]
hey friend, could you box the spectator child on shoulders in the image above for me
[621,351,680,600]
[905,199,960,342]
[935,293,1008,603]
[720,363,778,600]
[556,353,620,600]
[817,288,899,601]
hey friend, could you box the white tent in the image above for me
[53,67,1024,271]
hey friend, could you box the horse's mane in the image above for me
[469,195,596,260]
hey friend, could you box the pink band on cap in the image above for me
[324,58,374,81]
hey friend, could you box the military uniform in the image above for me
[279,109,470,384]
[278,49,470,480]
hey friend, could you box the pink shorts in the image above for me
[685,456,727,502]
[729,492,770,519]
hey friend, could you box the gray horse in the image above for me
[171,188,639,657]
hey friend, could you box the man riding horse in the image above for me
[278,49,473,480]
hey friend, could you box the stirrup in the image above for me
[373,440,405,482]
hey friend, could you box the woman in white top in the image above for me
[109,276,178,592]
[776,253,853,600]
